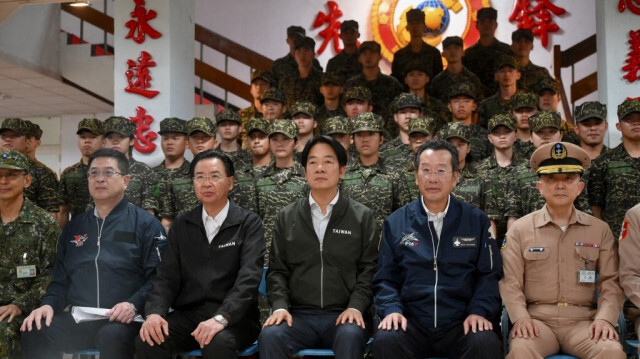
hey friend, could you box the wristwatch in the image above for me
[213,314,228,328]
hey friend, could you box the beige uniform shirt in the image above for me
[500,205,624,325]
[619,203,640,324]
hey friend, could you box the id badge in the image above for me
[16,265,36,279]
[578,269,596,283]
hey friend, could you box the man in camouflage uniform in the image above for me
[341,112,411,230]
[240,70,275,147]
[462,7,515,99]
[443,83,491,164]
[345,41,403,125]
[534,77,580,145]
[0,150,60,359]
[291,101,317,156]
[24,120,42,161]
[186,116,217,157]
[326,20,362,83]
[103,116,158,214]
[153,117,190,231]
[215,109,252,172]
[272,26,322,85]
[59,118,104,227]
[404,116,437,201]
[430,36,486,103]
[510,91,538,160]
[278,36,323,109]
[505,111,591,226]
[255,120,308,261]
[402,60,448,133]
[261,88,288,121]
[587,98,640,237]
[391,8,443,85]
[0,118,60,218]
[342,86,373,120]
[380,92,423,170]
[478,55,521,128]
[322,115,358,164]
[316,72,346,130]
[511,28,552,92]
[574,101,609,160]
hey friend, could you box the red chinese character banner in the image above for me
[125,50,160,99]
[509,0,566,47]
[623,30,640,83]
[129,106,157,153]
[125,0,162,44]
[619,0,640,15]
[313,1,344,55]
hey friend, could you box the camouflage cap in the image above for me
[512,28,534,42]
[269,119,298,139]
[511,91,539,110]
[406,8,425,23]
[618,98,640,120]
[0,118,30,136]
[535,77,560,94]
[251,69,275,86]
[216,109,242,125]
[246,117,270,135]
[24,120,42,139]
[488,113,517,131]
[340,20,358,32]
[0,149,29,171]
[528,111,562,132]
[496,55,519,71]
[477,7,497,21]
[344,86,371,102]
[322,72,343,86]
[442,36,463,49]
[359,41,381,54]
[322,116,351,135]
[575,101,607,123]
[530,142,590,174]
[393,92,423,113]
[104,116,135,137]
[440,122,471,142]
[187,117,216,136]
[294,36,315,51]
[351,112,384,134]
[287,25,305,38]
[404,59,431,77]
[448,82,477,100]
[408,116,437,136]
[158,117,187,135]
[77,118,105,135]
[260,88,286,104]
[290,100,316,117]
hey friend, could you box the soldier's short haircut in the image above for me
[88,148,130,175]
[301,135,347,168]
[414,139,460,173]
[190,149,235,178]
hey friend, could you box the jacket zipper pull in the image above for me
[433,258,437,271]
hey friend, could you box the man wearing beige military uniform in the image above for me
[619,203,640,355]
[500,141,625,359]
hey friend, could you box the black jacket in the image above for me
[144,201,266,325]
[268,194,379,313]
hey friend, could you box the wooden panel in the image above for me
[194,59,251,102]
[571,72,598,102]
[560,35,596,67]
[195,25,272,71]
[61,3,114,34]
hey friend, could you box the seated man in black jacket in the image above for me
[259,136,379,359]
[20,148,167,359]
[135,150,265,359]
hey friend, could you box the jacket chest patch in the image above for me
[332,228,352,235]
[400,232,419,247]
[453,236,476,248]
[218,241,236,249]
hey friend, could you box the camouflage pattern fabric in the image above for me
[127,158,159,212]
[586,144,640,238]
[154,160,191,219]
[429,67,486,103]
[478,92,514,129]
[379,136,413,171]
[513,139,535,160]
[239,107,263,149]
[560,121,581,146]
[403,161,420,202]
[518,62,552,93]
[58,160,91,219]
[391,42,443,84]
[0,199,59,358]
[25,158,60,213]
[229,165,261,214]
[575,101,607,123]
[345,72,404,127]
[437,123,492,164]
[452,164,491,211]
[618,98,640,119]
[315,105,347,132]
[278,68,324,109]
[422,95,449,133]
[462,39,515,98]
[326,51,362,84]
[272,53,323,85]
[215,145,253,174]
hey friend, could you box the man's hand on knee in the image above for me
[191,318,224,348]
[0,304,22,323]
[336,308,365,328]
[378,313,407,331]
[463,314,493,335]
[140,314,169,346]
[511,317,539,339]
[263,309,292,328]
[20,305,53,332]
[589,319,618,343]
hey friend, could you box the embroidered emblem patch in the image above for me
[400,232,419,247]
[620,219,630,241]
[71,234,88,247]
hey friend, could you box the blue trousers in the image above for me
[258,308,368,359]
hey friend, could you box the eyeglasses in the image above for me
[88,169,123,178]
[0,171,26,180]
[419,169,453,178]
[193,174,226,184]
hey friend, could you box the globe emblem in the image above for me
[417,0,450,37]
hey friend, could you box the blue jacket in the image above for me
[372,195,502,328]
[41,196,166,313]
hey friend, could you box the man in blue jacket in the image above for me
[20,148,166,359]
[372,139,503,359]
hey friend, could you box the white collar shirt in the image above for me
[202,200,230,244]
[309,191,340,245]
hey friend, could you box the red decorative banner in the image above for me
[313,1,343,55]
[125,50,160,99]
[509,0,566,48]
[129,106,157,153]
[622,29,640,83]
[125,0,162,44]
[619,0,640,15]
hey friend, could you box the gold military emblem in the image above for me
[550,143,567,160]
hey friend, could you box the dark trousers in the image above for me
[258,308,368,359]
[135,308,260,359]
[20,312,140,359]
[373,318,502,359]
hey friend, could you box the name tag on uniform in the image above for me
[453,237,477,248]
[578,269,596,283]
[16,265,36,279]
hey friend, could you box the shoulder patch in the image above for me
[500,235,508,251]
[619,219,630,241]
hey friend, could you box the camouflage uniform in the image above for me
[380,93,422,169]
[391,41,443,85]
[422,94,449,132]
[277,36,323,108]
[477,55,520,128]
[0,151,60,358]
[156,160,193,219]
[453,164,491,211]
[315,72,346,130]
[509,92,538,160]
[462,40,515,99]
[240,70,275,147]
[437,122,491,164]
[429,66,486,103]
[511,28,553,92]
[272,26,322,84]
[326,52,361,85]
[215,109,253,172]
[512,138,535,161]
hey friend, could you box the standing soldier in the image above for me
[326,20,362,83]
[0,150,60,359]
[59,118,104,227]
[261,89,288,122]
[24,120,42,161]
[278,36,323,109]
[102,116,158,214]
[316,72,346,130]
[186,117,217,157]
[534,77,579,145]
[500,142,625,359]
[215,109,252,172]
[380,92,423,170]
[272,26,322,85]
[291,101,318,153]
[478,55,521,128]
[240,70,274,148]
[573,101,609,160]
[511,28,552,92]
[0,118,60,219]
[511,92,539,160]
[322,115,356,163]
[619,203,640,356]
[402,61,449,132]
[587,98,640,237]
[343,86,373,121]
[404,116,437,200]
[430,36,486,103]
